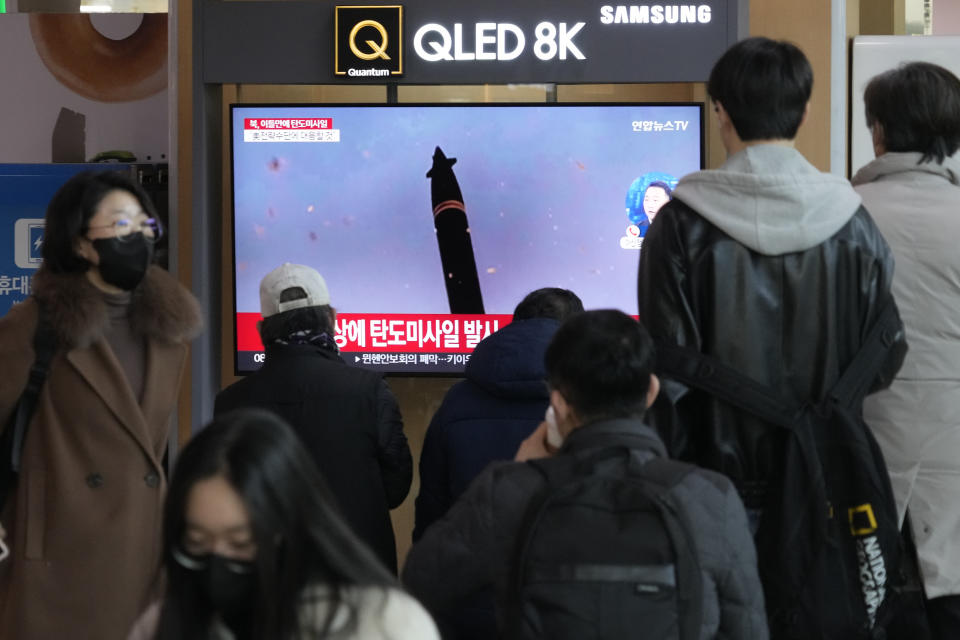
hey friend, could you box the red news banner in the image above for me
[242,118,339,143]
[243,118,333,130]
[237,313,514,354]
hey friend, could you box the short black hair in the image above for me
[707,37,813,142]
[864,62,960,164]
[42,170,158,274]
[544,310,655,423]
[513,288,584,321]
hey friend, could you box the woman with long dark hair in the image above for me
[128,408,438,640]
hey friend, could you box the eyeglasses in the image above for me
[171,546,255,574]
[86,217,163,243]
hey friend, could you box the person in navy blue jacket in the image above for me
[412,287,582,640]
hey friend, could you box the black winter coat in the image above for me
[638,199,907,493]
[412,317,559,640]
[403,419,769,639]
[413,317,560,541]
[214,344,412,573]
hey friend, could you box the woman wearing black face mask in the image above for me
[127,409,439,640]
[0,170,203,640]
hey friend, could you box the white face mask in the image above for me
[545,405,564,449]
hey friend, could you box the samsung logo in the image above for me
[600,5,712,24]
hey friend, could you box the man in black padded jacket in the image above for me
[404,311,767,639]
[216,263,412,573]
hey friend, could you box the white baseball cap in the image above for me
[259,263,331,318]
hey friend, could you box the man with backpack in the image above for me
[403,310,768,639]
[637,37,909,638]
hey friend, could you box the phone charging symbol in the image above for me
[15,218,45,269]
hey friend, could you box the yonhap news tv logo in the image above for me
[15,218,44,269]
[335,5,404,78]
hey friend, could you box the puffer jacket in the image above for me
[637,144,906,489]
[412,317,560,640]
[853,151,960,599]
[403,419,769,640]
[413,317,560,541]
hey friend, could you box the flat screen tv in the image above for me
[230,102,704,374]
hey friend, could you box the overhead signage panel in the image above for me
[203,0,745,85]
[394,2,734,84]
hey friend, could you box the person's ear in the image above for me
[74,236,97,264]
[713,100,726,121]
[870,122,886,157]
[549,388,576,435]
[713,101,737,134]
[646,373,660,408]
[798,100,811,129]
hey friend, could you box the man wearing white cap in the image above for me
[215,263,412,573]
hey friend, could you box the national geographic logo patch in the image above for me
[335,6,404,77]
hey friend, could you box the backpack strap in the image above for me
[828,301,901,408]
[639,456,697,489]
[501,456,573,639]
[656,299,902,428]
[656,343,800,432]
[639,457,704,640]
[8,301,57,474]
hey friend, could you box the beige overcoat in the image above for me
[854,151,960,599]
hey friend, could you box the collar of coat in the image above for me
[560,417,668,458]
[851,150,960,187]
[31,265,203,350]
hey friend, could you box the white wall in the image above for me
[0,13,167,163]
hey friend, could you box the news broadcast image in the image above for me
[231,104,702,373]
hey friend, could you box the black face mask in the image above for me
[173,549,258,619]
[90,232,153,291]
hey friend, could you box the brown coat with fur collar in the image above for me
[0,266,202,640]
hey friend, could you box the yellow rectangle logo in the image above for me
[335,5,404,77]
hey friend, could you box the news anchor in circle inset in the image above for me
[625,172,678,237]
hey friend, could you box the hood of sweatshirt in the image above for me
[464,317,559,400]
[672,144,863,256]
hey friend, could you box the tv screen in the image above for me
[231,102,703,374]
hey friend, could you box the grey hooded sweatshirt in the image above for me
[672,144,863,255]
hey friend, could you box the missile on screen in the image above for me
[427,146,485,314]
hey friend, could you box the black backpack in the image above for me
[0,301,56,513]
[656,302,908,639]
[502,445,703,640]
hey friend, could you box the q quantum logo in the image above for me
[335,6,404,78]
